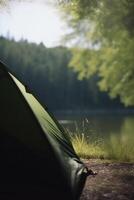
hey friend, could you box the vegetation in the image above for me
[0,36,124,111]
[71,133,105,159]
[59,0,134,106]
[71,134,134,162]
[71,133,134,162]
[70,119,134,162]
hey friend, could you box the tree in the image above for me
[0,36,123,110]
[59,0,134,106]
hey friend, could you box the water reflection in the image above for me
[60,116,134,138]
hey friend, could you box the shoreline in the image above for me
[53,109,134,119]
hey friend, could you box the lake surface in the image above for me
[59,115,133,135]
[57,114,134,161]
[58,114,134,145]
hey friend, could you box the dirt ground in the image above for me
[80,159,134,200]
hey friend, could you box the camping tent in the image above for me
[0,61,88,200]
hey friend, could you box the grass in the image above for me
[71,133,106,159]
[104,133,134,162]
[70,132,134,162]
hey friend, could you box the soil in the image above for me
[80,159,134,200]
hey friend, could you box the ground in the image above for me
[80,159,134,200]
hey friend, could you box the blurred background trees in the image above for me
[0,0,134,110]
[0,36,123,111]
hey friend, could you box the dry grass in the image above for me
[71,133,106,159]
[71,133,134,162]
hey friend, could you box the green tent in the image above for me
[0,61,88,200]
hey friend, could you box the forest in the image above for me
[0,36,125,112]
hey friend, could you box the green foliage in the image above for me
[0,36,123,110]
[59,0,134,106]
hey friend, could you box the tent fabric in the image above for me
[0,61,88,200]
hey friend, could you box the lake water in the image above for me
[59,115,134,139]
[58,114,134,161]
